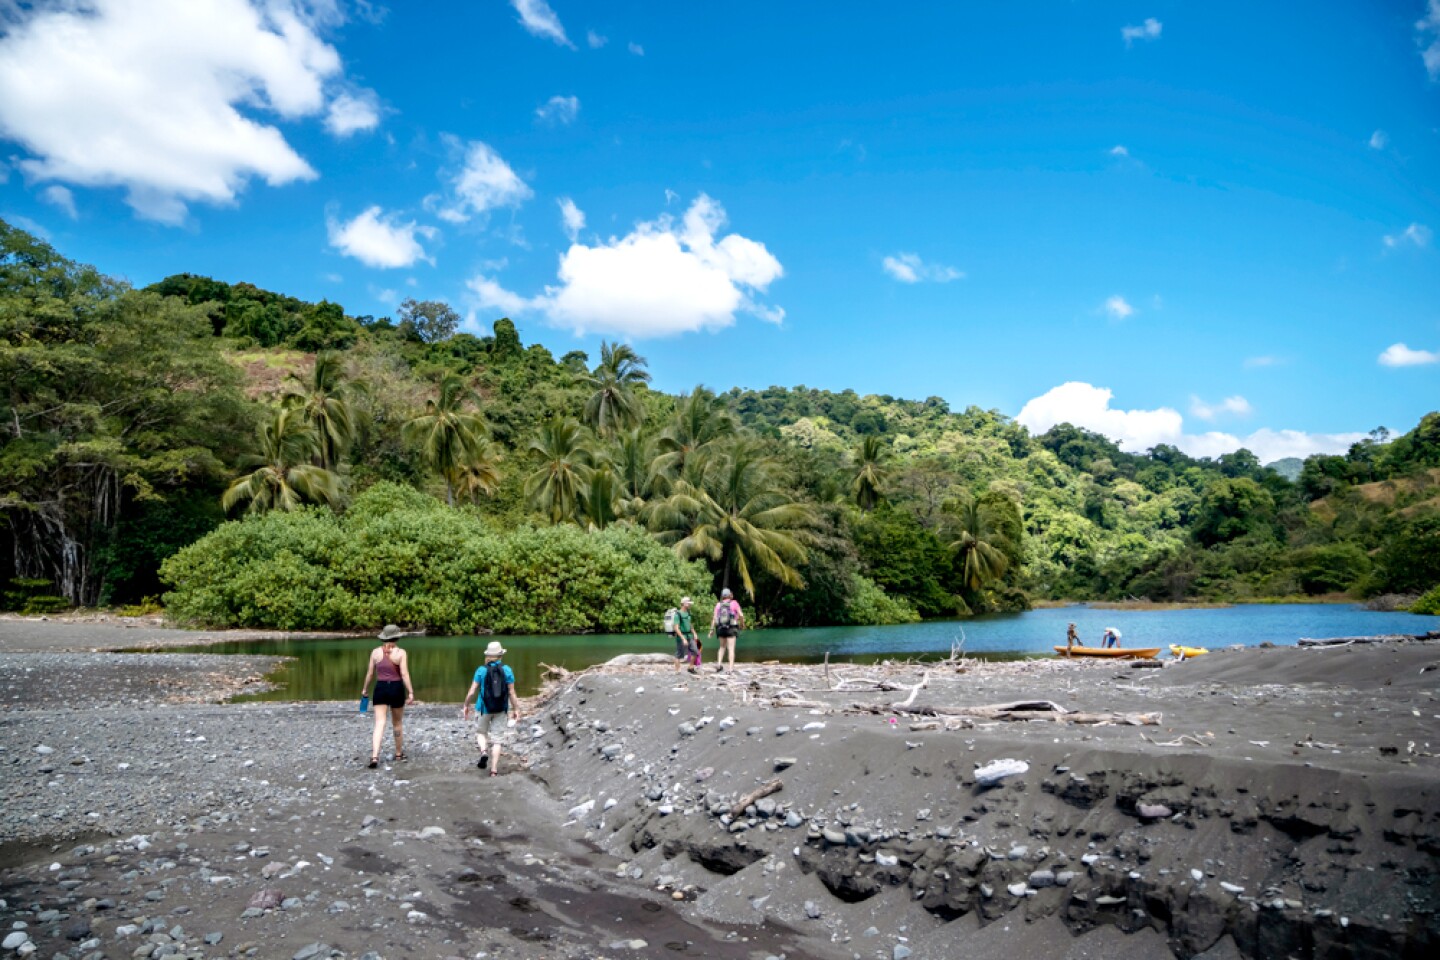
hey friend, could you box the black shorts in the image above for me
[372,680,406,708]
[717,628,738,640]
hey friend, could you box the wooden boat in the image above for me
[1054,645,1161,659]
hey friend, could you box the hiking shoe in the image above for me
[477,755,489,770]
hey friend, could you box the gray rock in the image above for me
[1055,870,1076,886]
[1008,845,1028,860]
[774,726,790,736]
[746,726,762,736]
[822,828,847,845]
[678,723,697,737]
[1137,803,1173,820]
[246,889,283,911]
[755,799,777,818]
[2,932,29,951]
[280,897,302,910]
[292,944,329,960]
[600,744,624,758]
[784,812,804,828]
[803,900,821,919]
[203,932,223,945]
[864,926,880,937]
[894,946,912,960]
[773,757,796,770]
[1028,870,1056,888]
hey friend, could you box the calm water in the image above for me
[173,603,1435,702]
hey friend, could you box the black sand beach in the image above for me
[1,618,1436,959]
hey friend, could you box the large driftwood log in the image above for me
[847,700,1159,726]
[730,779,783,817]
[1298,632,1439,647]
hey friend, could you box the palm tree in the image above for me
[578,467,621,531]
[646,440,816,600]
[946,497,1011,591]
[851,436,888,511]
[453,438,504,503]
[576,341,651,438]
[525,417,594,524]
[610,428,657,518]
[283,352,359,472]
[222,406,343,514]
[651,386,736,484]
[403,376,489,506]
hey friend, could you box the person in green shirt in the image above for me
[672,596,699,674]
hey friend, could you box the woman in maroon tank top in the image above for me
[361,624,415,768]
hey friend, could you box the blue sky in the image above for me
[2,1,1438,462]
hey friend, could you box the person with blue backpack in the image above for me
[462,640,521,776]
[708,588,745,673]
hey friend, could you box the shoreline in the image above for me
[1,620,1436,958]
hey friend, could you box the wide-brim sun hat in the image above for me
[681,596,692,605]
[721,588,733,598]
[484,641,507,658]
[378,624,404,641]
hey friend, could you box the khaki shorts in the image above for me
[475,711,512,741]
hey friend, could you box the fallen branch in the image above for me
[848,700,1158,726]
[1142,733,1211,748]
[730,778,783,817]
[1298,632,1439,646]
[890,670,931,709]
[769,697,827,710]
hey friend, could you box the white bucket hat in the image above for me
[484,641,507,658]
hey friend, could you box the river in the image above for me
[173,603,1435,702]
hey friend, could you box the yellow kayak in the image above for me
[1170,644,1209,659]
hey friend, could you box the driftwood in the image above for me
[890,670,931,709]
[1298,632,1439,647]
[769,697,828,709]
[730,778,783,817]
[849,699,1159,726]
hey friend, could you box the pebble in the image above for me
[803,901,821,919]
[774,726,790,737]
[1137,803,1173,819]
[894,947,912,960]
[292,944,328,960]
[1221,882,1245,894]
[1191,869,1204,882]
[773,757,797,770]
[2,932,29,950]
[600,744,623,758]
[677,723,697,737]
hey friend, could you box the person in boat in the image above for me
[1101,627,1122,649]
[1066,622,1079,651]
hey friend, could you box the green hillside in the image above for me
[3,219,1437,629]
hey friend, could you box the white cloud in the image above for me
[0,0,358,223]
[628,41,645,56]
[1121,18,1162,46]
[1382,223,1432,248]
[1109,145,1129,157]
[39,184,76,219]
[1419,0,1440,79]
[1368,129,1388,150]
[327,206,435,269]
[324,89,381,136]
[1017,382,1366,462]
[586,29,608,48]
[881,252,964,284]
[469,194,783,338]
[1244,355,1283,369]
[1103,295,1135,319]
[511,0,573,48]
[1190,395,1252,421]
[1378,342,1440,367]
[536,95,580,125]
[432,139,533,224]
[558,197,585,242]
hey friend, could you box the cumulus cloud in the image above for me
[587,29,608,48]
[1016,382,1365,463]
[1419,0,1440,79]
[1190,395,1253,421]
[1368,129,1388,150]
[0,0,361,223]
[1383,223,1432,248]
[1121,18,1162,46]
[511,0,573,48]
[628,41,645,56]
[327,206,435,268]
[469,194,783,338]
[557,197,585,242]
[536,95,580,125]
[1109,145,1130,157]
[1103,295,1135,319]
[324,89,381,136]
[431,139,533,224]
[881,252,964,284]
[1378,342,1440,367]
[40,184,77,219]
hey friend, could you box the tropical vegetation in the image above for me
[3,218,1439,629]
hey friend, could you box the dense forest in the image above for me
[3,219,1438,630]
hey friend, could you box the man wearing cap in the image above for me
[708,588,745,673]
[462,641,521,776]
[673,597,700,674]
